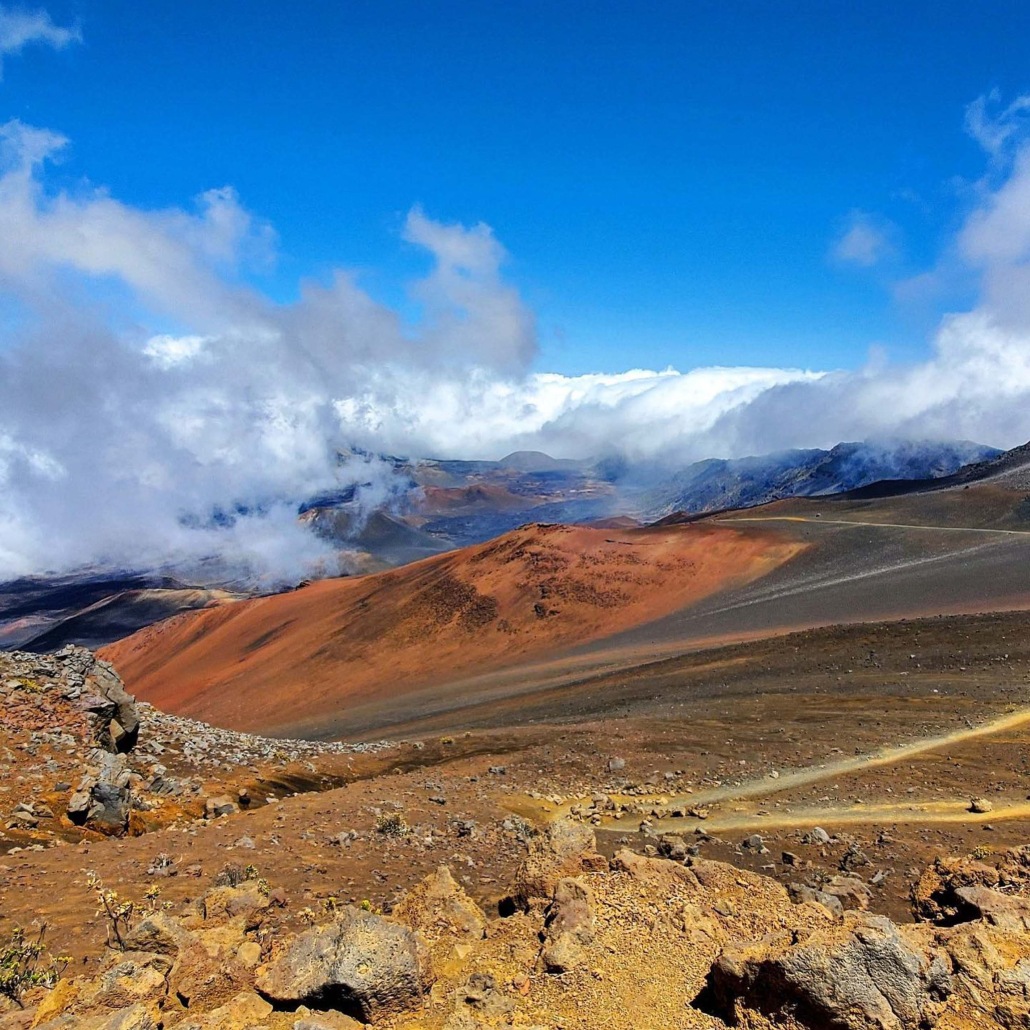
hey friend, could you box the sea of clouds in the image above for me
[2,91,1030,585]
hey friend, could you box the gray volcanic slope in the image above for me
[291,478,1030,738]
[594,517,1030,653]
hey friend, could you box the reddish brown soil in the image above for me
[101,522,801,734]
[420,483,528,511]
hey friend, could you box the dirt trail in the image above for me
[720,515,1030,536]
[517,702,1030,836]
[664,703,1030,810]
[655,800,1030,835]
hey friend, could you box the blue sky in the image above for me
[5,1,1030,581]
[4,0,1027,374]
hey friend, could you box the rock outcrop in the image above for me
[256,907,433,1021]
[914,845,1030,925]
[510,817,606,909]
[705,912,953,1029]
[8,839,1030,1029]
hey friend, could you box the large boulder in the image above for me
[256,906,432,1022]
[704,912,953,1029]
[511,818,606,909]
[66,752,132,834]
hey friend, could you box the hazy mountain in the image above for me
[643,439,1001,518]
[2,436,1005,653]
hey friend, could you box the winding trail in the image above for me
[718,515,1030,537]
[517,702,1030,836]
[658,703,1030,812]
[658,800,1030,835]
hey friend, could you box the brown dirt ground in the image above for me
[5,609,1030,968]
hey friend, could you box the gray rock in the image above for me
[256,906,432,1021]
[821,875,874,912]
[742,834,768,854]
[67,753,132,832]
[205,795,239,818]
[953,885,1030,931]
[461,971,514,1019]
[657,834,688,862]
[789,883,845,918]
[708,912,952,1029]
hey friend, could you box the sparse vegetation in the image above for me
[85,872,168,949]
[214,862,260,888]
[375,811,408,837]
[0,925,66,1007]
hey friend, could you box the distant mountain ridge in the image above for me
[643,439,1001,518]
[1,436,1008,652]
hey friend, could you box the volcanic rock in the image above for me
[706,912,952,1029]
[541,877,595,973]
[511,818,606,909]
[255,906,433,1021]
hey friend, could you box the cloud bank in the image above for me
[2,94,1030,584]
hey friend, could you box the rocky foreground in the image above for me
[1,816,1030,1028]
[5,646,1030,1027]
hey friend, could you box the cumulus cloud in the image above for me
[831,211,896,267]
[0,5,79,76]
[3,99,1030,586]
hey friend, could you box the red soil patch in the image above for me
[100,522,802,734]
[420,483,528,512]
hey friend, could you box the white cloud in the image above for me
[0,5,80,76]
[965,90,1030,157]
[2,102,1030,585]
[831,211,896,267]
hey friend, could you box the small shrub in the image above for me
[85,872,168,950]
[214,862,258,888]
[86,871,134,949]
[374,812,408,837]
[0,925,66,1006]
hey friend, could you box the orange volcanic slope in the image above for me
[101,522,803,734]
